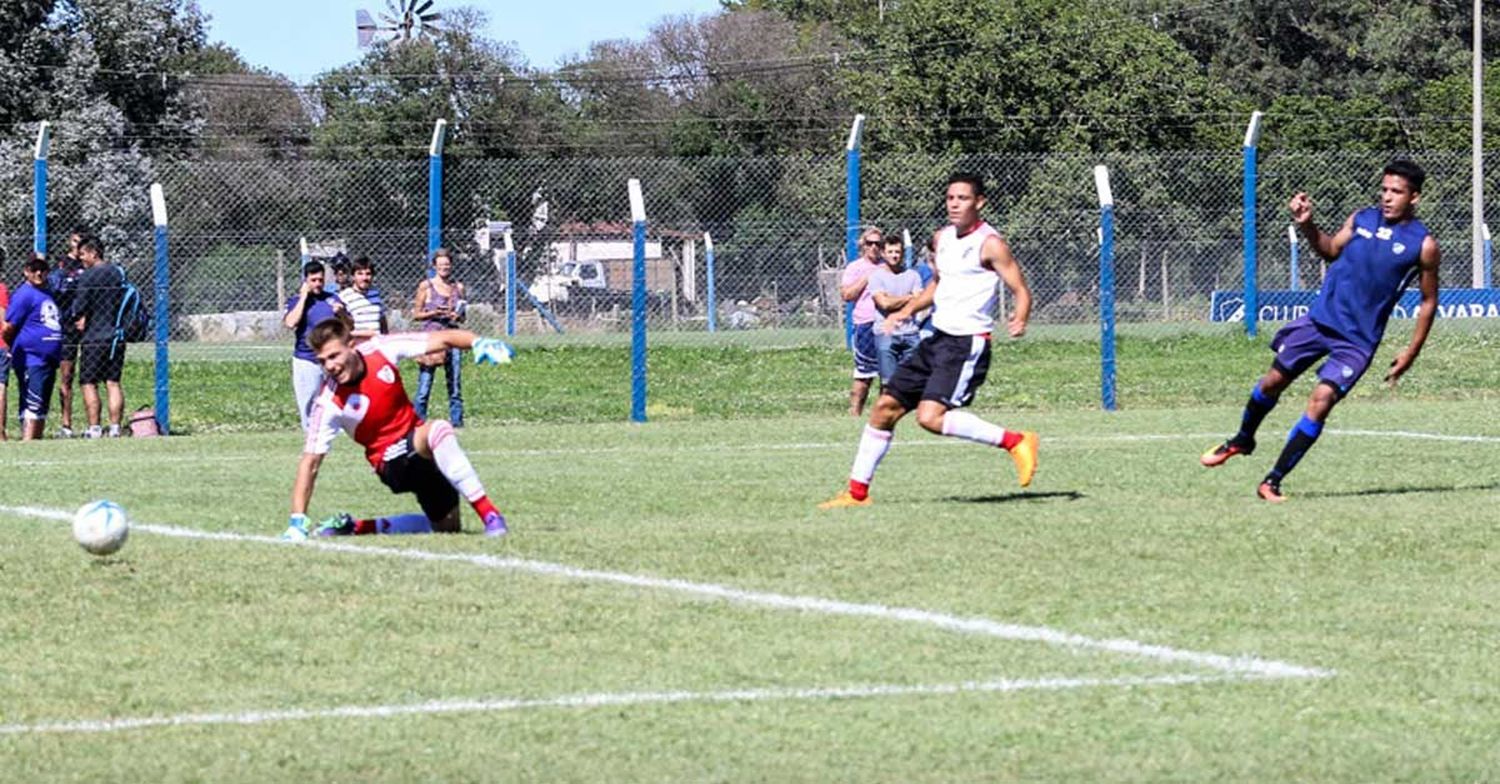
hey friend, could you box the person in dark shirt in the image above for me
[47,227,88,437]
[70,235,127,438]
[1200,159,1440,501]
[284,260,344,431]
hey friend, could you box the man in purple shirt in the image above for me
[284,261,345,431]
[840,227,885,416]
[3,256,64,440]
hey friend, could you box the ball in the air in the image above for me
[72,500,130,556]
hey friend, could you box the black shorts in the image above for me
[376,431,460,526]
[78,342,124,385]
[60,330,81,360]
[883,330,992,411]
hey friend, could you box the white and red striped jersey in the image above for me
[304,333,430,469]
[932,221,1002,336]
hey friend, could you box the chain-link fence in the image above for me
[0,145,1496,430]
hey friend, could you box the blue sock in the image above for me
[1267,414,1323,482]
[1236,384,1278,444]
[375,513,434,535]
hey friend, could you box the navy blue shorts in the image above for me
[1270,316,1373,397]
[15,363,56,421]
[851,322,879,380]
[0,349,9,386]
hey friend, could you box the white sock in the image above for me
[940,410,1008,447]
[850,425,894,484]
[428,421,486,502]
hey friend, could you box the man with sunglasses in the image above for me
[840,227,886,416]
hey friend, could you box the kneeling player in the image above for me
[282,317,514,540]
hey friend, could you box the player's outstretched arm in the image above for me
[284,451,325,540]
[1386,236,1442,386]
[421,329,514,365]
[984,235,1031,337]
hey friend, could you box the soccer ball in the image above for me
[72,500,130,556]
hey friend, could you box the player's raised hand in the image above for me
[1289,192,1313,225]
[1384,348,1415,388]
[473,337,514,365]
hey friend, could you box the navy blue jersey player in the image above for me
[1201,159,1441,501]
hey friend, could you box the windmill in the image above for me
[356,0,443,47]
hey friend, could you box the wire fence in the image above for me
[0,147,1496,430]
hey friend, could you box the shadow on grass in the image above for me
[944,490,1086,504]
[1299,482,1500,499]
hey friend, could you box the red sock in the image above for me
[354,519,377,535]
[848,479,870,501]
[999,431,1023,450]
[472,496,499,519]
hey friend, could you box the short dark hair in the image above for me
[432,247,451,261]
[1383,159,1426,194]
[351,255,374,273]
[883,235,904,248]
[302,260,325,278]
[69,226,91,240]
[78,236,104,258]
[308,316,351,351]
[24,254,48,274]
[947,172,986,198]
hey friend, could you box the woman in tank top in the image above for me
[411,248,466,426]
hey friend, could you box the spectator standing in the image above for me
[0,255,11,441]
[47,228,88,437]
[336,256,388,340]
[840,227,885,416]
[868,235,926,384]
[328,254,352,296]
[284,260,344,431]
[5,255,65,440]
[411,249,466,427]
[70,237,127,438]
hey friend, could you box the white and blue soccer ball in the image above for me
[72,500,130,556]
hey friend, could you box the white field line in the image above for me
[1,505,1329,682]
[0,673,1249,737]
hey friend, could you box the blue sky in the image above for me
[194,0,724,80]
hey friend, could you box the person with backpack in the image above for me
[70,236,127,438]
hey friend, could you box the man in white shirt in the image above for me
[336,256,388,340]
[820,173,1039,508]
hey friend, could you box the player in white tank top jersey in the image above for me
[930,221,1002,335]
[819,173,1040,509]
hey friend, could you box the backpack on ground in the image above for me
[128,407,162,437]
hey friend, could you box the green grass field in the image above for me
[4,331,1500,780]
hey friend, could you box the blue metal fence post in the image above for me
[1094,166,1117,412]
[1485,224,1493,288]
[33,122,50,256]
[704,232,718,333]
[150,184,171,435]
[628,179,648,423]
[427,119,448,273]
[504,229,517,337]
[1288,223,1301,291]
[843,114,865,348]
[1242,111,1263,336]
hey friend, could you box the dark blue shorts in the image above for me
[0,349,9,386]
[851,322,879,380]
[15,363,56,421]
[1269,316,1373,397]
